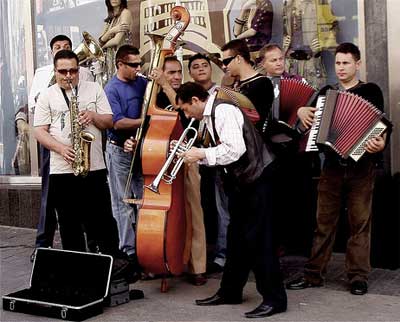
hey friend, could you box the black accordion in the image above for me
[306,90,391,161]
[263,79,316,154]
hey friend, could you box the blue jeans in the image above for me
[105,142,143,256]
[214,168,230,267]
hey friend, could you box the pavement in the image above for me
[1,225,400,322]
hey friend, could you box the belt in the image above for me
[108,139,124,147]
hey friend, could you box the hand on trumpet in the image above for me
[178,146,206,164]
[124,137,137,153]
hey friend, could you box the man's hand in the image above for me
[149,68,168,87]
[179,147,206,164]
[89,61,104,76]
[16,120,30,135]
[78,110,95,127]
[364,136,386,154]
[59,145,75,164]
[297,106,317,129]
[124,137,137,153]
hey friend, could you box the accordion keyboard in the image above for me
[305,95,326,152]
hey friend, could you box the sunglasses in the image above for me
[56,68,79,75]
[222,55,237,66]
[121,61,142,68]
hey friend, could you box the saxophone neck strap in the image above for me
[61,86,78,109]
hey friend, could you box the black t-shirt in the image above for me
[156,90,198,132]
[238,74,274,130]
[317,81,383,111]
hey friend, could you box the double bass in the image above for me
[124,6,190,292]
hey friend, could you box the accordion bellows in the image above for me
[279,79,316,126]
[308,90,390,161]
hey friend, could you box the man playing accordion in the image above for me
[286,42,388,296]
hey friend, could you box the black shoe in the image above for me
[350,280,368,295]
[188,273,207,286]
[206,262,223,274]
[244,302,286,318]
[129,289,144,300]
[286,277,323,290]
[195,293,242,306]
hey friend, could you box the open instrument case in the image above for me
[2,248,113,321]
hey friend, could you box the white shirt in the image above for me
[28,64,94,112]
[200,94,246,166]
[34,80,112,174]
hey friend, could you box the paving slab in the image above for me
[1,226,400,322]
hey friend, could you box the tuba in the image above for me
[68,81,95,177]
[73,31,105,65]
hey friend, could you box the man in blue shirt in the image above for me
[104,45,147,274]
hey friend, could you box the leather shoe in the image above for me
[245,302,286,318]
[206,262,223,274]
[350,280,368,295]
[195,293,242,306]
[286,277,323,290]
[188,273,207,286]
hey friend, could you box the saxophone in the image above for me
[68,81,95,177]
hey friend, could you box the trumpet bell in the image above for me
[74,31,105,65]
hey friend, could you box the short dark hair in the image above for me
[259,43,282,60]
[221,39,251,63]
[50,35,72,50]
[53,49,79,66]
[175,82,209,105]
[335,42,361,61]
[188,53,211,70]
[163,56,182,70]
[115,45,140,68]
[105,0,128,23]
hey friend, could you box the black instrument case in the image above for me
[2,248,113,321]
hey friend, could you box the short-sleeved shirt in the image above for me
[105,75,147,145]
[34,81,112,174]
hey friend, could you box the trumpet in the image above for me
[145,118,198,193]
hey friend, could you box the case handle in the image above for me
[61,307,68,319]
[9,300,15,311]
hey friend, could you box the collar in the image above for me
[203,92,217,117]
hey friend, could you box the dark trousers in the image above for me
[219,166,287,307]
[35,146,57,247]
[304,160,376,284]
[48,169,120,256]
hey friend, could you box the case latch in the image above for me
[9,300,16,311]
[61,307,68,319]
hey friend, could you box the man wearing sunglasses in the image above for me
[33,50,125,265]
[104,45,147,274]
[27,35,94,263]
[221,39,274,133]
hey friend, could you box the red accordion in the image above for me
[306,90,390,161]
[279,78,316,126]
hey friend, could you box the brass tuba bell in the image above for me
[73,31,105,65]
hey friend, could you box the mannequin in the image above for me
[99,0,133,83]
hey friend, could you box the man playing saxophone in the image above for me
[33,49,123,261]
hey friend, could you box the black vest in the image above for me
[210,99,275,184]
